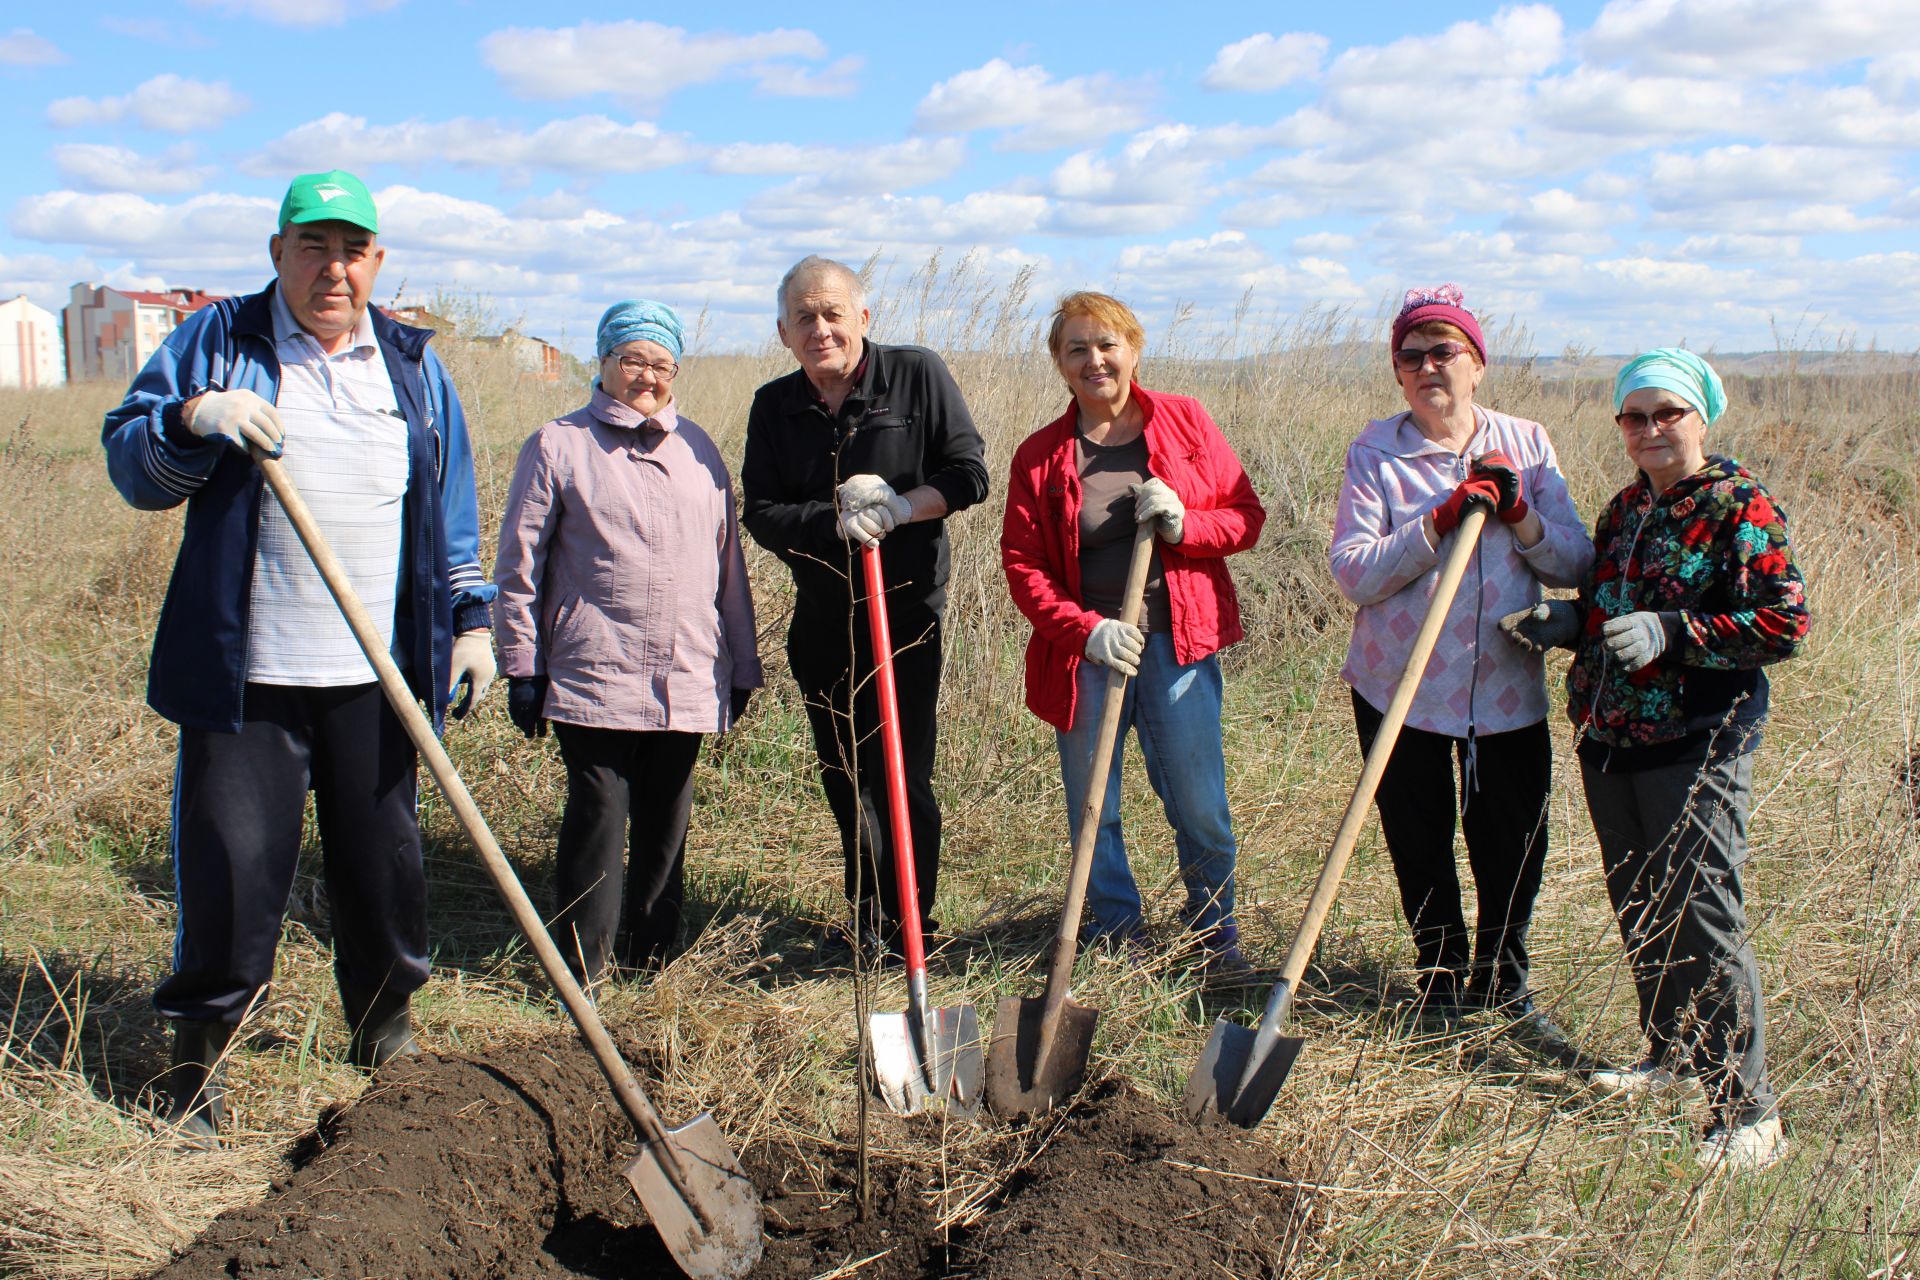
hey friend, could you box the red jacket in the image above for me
[1000,384,1265,731]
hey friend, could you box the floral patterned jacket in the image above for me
[1567,455,1808,765]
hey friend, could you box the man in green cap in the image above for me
[102,168,497,1147]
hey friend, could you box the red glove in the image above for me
[1430,476,1501,538]
[1470,451,1529,525]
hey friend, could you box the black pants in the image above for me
[789,596,943,930]
[156,682,427,1025]
[1582,748,1775,1125]
[1352,689,1550,1002]
[550,724,702,984]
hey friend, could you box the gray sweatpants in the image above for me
[1581,747,1776,1126]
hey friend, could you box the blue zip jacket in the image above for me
[102,282,496,733]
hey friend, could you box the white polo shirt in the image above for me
[246,290,410,685]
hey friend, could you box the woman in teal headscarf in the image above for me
[492,300,763,985]
[1501,348,1808,1173]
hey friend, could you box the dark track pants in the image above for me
[550,724,701,984]
[1352,689,1551,1002]
[1581,747,1775,1126]
[789,597,943,930]
[156,682,427,1025]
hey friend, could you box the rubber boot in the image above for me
[162,1020,236,1151]
[341,985,419,1071]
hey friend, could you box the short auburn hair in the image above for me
[1399,320,1484,367]
[1047,291,1146,359]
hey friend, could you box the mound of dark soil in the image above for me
[148,1038,1307,1279]
[959,1080,1310,1277]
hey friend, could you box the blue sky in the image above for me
[3,0,1918,357]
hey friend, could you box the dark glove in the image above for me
[1498,600,1579,653]
[507,676,548,739]
[1430,476,1502,538]
[730,687,753,724]
[1470,451,1529,525]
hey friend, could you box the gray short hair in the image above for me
[777,255,865,319]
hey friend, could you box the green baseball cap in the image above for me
[277,169,379,234]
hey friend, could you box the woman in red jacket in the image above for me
[1001,292,1266,975]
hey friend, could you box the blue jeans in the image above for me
[1055,632,1238,944]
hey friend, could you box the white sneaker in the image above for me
[1589,1058,1683,1096]
[1695,1115,1787,1172]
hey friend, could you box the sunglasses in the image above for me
[1391,341,1471,372]
[1614,406,1694,434]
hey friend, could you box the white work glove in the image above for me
[448,631,497,719]
[1600,611,1680,673]
[1130,478,1185,544]
[1083,618,1145,677]
[188,388,284,457]
[837,502,899,548]
[835,473,912,548]
[1498,601,1581,654]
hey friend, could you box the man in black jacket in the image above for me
[741,256,988,955]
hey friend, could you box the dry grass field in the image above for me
[3,262,1918,1278]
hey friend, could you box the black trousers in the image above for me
[789,596,943,929]
[550,724,702,984]
[156,682,427,1025]
[1582,748,1775,1125]
[1352,689,1551,1001]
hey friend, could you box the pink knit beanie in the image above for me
[1390,284,1487,365]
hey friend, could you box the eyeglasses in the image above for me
[1614,406,1694,434]
[1391,341,1471,372]
[613,355,678,379]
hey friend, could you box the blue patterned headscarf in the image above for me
[596,299,684,360]
[1613,348,1727,424]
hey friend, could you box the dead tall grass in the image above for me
[2,261,1917,1279]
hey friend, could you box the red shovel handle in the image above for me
[861,544,927,977]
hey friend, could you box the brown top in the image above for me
[1076,430,1172,632]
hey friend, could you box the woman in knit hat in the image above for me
[492,300,763,985]
[1330,284,1592,1019]
[1502,348,1808,1171]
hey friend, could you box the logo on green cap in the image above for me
[279,169,378,234]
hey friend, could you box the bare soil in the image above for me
[147,1037,1308,1279]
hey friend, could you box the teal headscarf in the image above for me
[1613,348,1727,424]
[596,299,684,360]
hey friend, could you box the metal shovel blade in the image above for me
[624,1113,764,1280]
[870,1006,983,1115]
[930,1003,985,1116]
[1182,1018,1305,1129]
[869,1010,934,1115]
[985,994,1099,1117]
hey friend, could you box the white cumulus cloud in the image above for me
[47,74,250,133]
[248,113,698,176]
[914,59,1151,151]
[481,21,835,107]
[53,144,213,195]
[0,27,65,65]
[705,137,966,191]
[1585,0,1920,78]
[183,0,402,26]
[1203,32,1329,92]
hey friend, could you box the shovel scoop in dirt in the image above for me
[256,453,764,1279]
[859,543,984,1115]
[1187,503,1492,1128]
[987,523,1155,1117]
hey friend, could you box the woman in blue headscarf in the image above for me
[493,300,762,985]
[1501,348,1807,1173]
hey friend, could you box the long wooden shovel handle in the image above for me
[1033,522,1156,1059]
[254,457,710,1226]
[1241,503,1491,1066]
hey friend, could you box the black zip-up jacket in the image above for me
[741,342,989,615]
